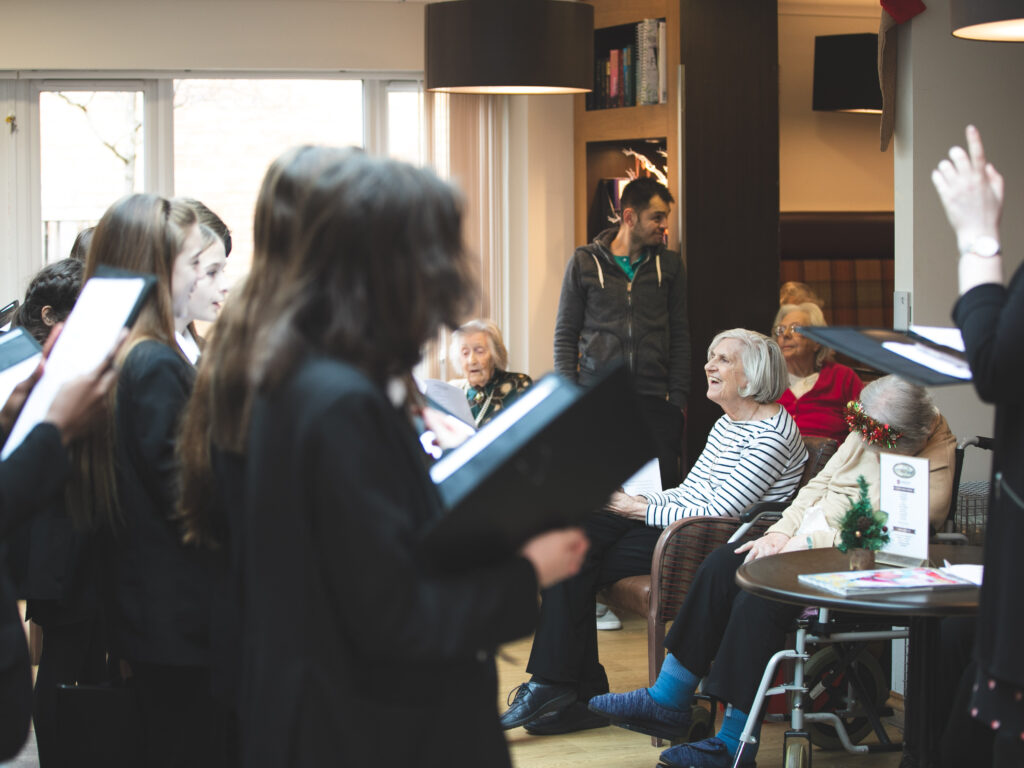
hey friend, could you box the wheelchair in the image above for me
[724,435,993,768]
[730,607,906,768]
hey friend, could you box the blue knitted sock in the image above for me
[717,704,759,761]
[647,653,699,711]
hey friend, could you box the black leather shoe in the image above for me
[523,701,611,735]
[499,681,576,730]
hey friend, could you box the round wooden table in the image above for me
[736,545,983,768]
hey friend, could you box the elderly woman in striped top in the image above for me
[499,328,808,735]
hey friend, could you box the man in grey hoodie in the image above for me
[554,177,690,489]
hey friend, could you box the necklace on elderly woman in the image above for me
[473,388,496,427]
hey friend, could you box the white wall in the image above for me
[895,0,1024,481]
[506,94,575,380]
[0,0,423,73]
[779,4,894,211]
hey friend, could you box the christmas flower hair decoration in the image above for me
[845,400,903,450]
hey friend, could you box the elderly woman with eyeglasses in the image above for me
[773,302,863,443]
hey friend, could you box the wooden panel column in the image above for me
[681,1,780,467]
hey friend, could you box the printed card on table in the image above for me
[876,454,930,567]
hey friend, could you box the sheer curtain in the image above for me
[419,92,509,381]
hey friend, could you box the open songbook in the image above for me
[421,365,655,571]
[1,269,155,459]
[0,328,43,409]
[797,325,970,387]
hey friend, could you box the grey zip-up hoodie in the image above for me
[553,227,691,409]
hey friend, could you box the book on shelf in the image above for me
[797,566,980,597]
[587,18,664,110]
[637,18,660,106]
[609,48,620,106]
[623,45,634,107]
[657,20,668,104]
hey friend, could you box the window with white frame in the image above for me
[0,74,423,304]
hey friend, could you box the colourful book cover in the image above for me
[797,567,977,596]
[609,49,620,105]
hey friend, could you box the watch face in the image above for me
[967,236,1001,258]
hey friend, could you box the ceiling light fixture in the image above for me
[812,34,883,114]
[425,0,594,94]
[951,0,1024,41]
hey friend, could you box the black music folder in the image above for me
[421,365,655,571]
[798,326,971,387]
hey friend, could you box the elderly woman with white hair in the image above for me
[499,329,808,735]
[773,302,863,443]
[450,319,532,427]
[588,374,956,768]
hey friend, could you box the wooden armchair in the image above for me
[599,436,840,689]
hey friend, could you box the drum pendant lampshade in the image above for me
[951,0,1024,41]
[425,0,594,94]
[812,34,882,114]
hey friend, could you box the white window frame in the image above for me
[0,71,421,303]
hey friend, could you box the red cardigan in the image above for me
[778,361,863,443]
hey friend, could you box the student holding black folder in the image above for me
[0,328,121,762]
[235,147,587,768]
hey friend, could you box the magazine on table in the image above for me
[798,565,980,596]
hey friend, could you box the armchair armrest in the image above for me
[739,501,789,523]
[728,502,786,544]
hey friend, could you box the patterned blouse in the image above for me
[456,369,533,427]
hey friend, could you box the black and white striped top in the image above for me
[643,406,807,528]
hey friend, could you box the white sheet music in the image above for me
[622,458,662,497]
[909,325,966,352]
[429,376,561,485]
[880,341,972,381]
[1,276,149,459]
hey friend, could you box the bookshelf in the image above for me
[573,0,681,249]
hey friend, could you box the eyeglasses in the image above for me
[773,324,804,337]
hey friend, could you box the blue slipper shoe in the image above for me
[658,736,756,768]
[588,688,692,741]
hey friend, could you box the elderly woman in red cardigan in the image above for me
[772,302,863,442]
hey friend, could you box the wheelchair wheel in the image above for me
[794,645,888,750]
[784,739,809,768]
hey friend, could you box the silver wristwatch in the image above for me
[960,235,1001,258]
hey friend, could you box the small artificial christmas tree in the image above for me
[838,475,890,553]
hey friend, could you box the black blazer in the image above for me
[104,340,212,667]
[954,262,1024,689]
[0,423,70,759]
[241,356,540,768]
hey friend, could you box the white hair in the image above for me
[449,318,508,375]
[707,328,787,404]
[773,302,834,367]
[859,375,938,454]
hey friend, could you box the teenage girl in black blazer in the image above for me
[69,194,223,766]
[205,147,588,767]
[0,326,121,761]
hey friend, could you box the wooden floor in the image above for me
[497,613,905,768]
